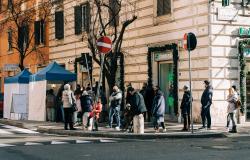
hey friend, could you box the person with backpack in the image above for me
[62,84,76,130]
[180,85,192,131]
[226,87,238,133]
[46,89,56,122]
[80,91,93,130]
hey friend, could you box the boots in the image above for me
[229,126,237,133]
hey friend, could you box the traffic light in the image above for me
[222,0,230,6]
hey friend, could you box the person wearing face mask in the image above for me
[108,86,122,130]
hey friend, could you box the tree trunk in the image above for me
[19,54,25,71]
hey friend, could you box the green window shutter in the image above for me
[24,25,29,48]
[157,0,164,16]
[18,27,24,51]
[55,11,64,39]
[34,21,40,45]
[74,6,82,35]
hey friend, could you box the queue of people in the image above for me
[45,80,240,134]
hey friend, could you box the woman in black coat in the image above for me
[180,85,192,131]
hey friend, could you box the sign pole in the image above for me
[96,54,104,102]
[188,36,194,134]
[84,54,92,92]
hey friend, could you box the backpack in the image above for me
[235,99,242,109]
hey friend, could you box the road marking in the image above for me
[0,129,14,135]
[51,141,69,145]
[0,144,15,147]
[76,140,92,144]
[2,125,39,134]
[100,139,117,143]
[25,142,43,146]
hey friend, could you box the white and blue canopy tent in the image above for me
[28,62,76,121]
[4,69,31,120]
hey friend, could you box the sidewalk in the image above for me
[1,118,249,139]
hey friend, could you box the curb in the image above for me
[37,126,226,139]
[0,119,25,128]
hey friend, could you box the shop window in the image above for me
[7,29,12,51]
[109,0,119,26]
[55,11,64,39]
[34,20,45,45]
[157,0,171,16]
[7,0,13,10]
[74,3,90,35]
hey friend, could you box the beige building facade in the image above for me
[49,0,250,125]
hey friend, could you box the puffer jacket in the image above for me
[152,90,165,117]
[80,95,93,112]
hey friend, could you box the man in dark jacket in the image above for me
[180,85,191,131]
[127,87,147,133]
[200,80,213,129]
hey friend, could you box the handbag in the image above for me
[71,93,77,112]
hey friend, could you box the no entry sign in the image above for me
[97,36,112,54]
[183,33,197,51]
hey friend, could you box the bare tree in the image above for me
[86,0,137,91]
[0,0,53,70]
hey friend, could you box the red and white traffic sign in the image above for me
[183,33,188,50]
[97,36,112,54]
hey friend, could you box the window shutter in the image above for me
[163,0,171,15]
[74,6,82,35]
[55,11,64,39]
[41,20,45,44]
[157,0,163,16]
[86,3,90,32]
[18,27,24,51]
[24,25,29,48]
[34,21,40,45]
[8,30,12,51]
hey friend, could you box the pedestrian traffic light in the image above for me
[222,0,230,6]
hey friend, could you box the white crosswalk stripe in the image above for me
[51,141,69,145]
[0,128,14,135]
[1,125,39,134]
[76,140,92,144]
[25,142,43,146]
[0,144,16,147]
[100,139,117,143]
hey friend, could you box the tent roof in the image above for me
[30,61,76,82]
[5,69,31,84]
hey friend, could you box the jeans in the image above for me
[227,112,236,127]
[46,108,55,122]
[109,107,120,128]
[182,113,190,129]
[201,106,211,128]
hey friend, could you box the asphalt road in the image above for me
[1,124,250,160]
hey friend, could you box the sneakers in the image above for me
[115,127,120,131]
[198,126,206,130]
[162,129,167,133]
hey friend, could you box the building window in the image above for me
[55,11,64,39]
[0,0,2,12]
[7,0,13,10]
[157,0,171,16]
[74,3,90,35]
[18,25,29,52]
[7,29,12,51]
[34,20,45,45]
[109,0,119,26]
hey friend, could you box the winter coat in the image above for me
[180,91,191,115]
[130,92,147,116]
[93,102,102,119]
[62,84,75,108]
[80,95,93,112]
[201,85,213,108]
[152,91,165,117]
[109,90,122,108]
[227,93,238,113]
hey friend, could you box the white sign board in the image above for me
[154,51,172,61]
[218,7,238,21]
[12,94,27,114]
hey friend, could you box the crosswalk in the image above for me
[0,124,39,135]
[0,139,119,148]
